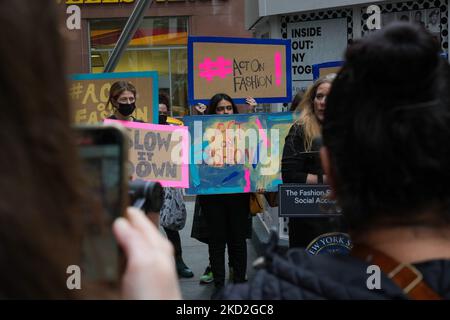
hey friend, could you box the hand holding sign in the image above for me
[194,103,207,114]
[246,97,257,107]
[246,97,257,112]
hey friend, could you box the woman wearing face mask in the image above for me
[106,82,166,227]
[106,81,142,122]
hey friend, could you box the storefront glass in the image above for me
[89,17,189,117]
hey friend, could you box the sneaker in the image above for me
[176,258,194,278]
[199,266,214,284]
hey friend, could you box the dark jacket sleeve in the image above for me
[281,123,308,183]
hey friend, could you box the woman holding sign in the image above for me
[106,81,142,122]
[105,81,165,228]
[198,93,256,298]
[281,73,346,249]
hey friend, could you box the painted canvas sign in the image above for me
[184,112,294,194]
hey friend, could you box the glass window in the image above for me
[90,17,188,50]
[89,17,189,117]
[171,49,188,117]
[91,51,109,73]
[90,19,127,51]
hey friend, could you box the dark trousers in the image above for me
[200,193,250,288]
[164,227,182,258]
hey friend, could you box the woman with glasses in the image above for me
[281,73,346,249]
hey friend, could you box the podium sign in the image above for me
[278,184,341,217]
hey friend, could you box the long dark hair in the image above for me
[323,22,450,231]
[0,0,85,298]
[206,93,239,115]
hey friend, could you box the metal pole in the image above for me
[103,0,153,73]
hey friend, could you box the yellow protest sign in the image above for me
[69,72,158,124]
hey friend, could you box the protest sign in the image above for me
[183,112,294,194]
[70,71,158,124]
[312,61,343,81]
[188,37,291,105]
[278,184,340,217]
[104,119,189,188]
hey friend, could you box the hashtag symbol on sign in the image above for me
[69,83,83,100]
[199,57,233,81]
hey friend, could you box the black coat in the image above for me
[191,196,252,244]
[281,122,323,184]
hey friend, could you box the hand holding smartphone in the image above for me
[75,124,165,288]
[75,124,128,286]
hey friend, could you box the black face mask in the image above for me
[159,114,168,125]
[117,102,136,117]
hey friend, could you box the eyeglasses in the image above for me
[216,105,233,112]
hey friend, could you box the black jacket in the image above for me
[281,123,323,183]
[220,237,450,300]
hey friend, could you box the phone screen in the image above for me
[76,126,127,284]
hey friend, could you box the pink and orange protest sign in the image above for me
[188,37,292,105]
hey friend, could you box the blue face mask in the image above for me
[117,102,136,116]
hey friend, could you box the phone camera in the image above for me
[129,179,164,213]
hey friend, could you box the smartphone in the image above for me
[75,124,128,286]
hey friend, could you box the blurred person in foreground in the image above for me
[219,22,450,299]
[0,0,180,299]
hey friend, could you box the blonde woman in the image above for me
[281,73,343,248]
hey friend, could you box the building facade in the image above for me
[63,0,251,116]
